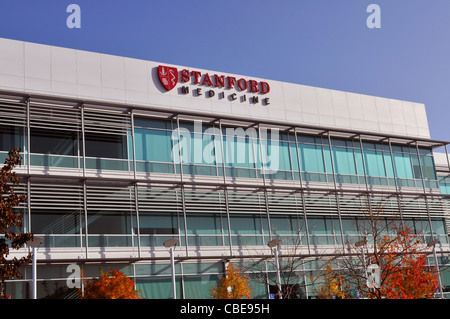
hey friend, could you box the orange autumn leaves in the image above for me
[318,228,440,299]
[377,229,439,299]
[0,148,33,297]
[80,269,142,299]
[81,263,252,299]
[210,263,252,299]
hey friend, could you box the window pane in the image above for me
[30,128,77,155]
[299,144,325,173]
[135,128,173,162]
[85,133,126,159]
[393,153,414,179]
[0,125,23,151]
[333,147,356,175]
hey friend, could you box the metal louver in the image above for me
[29,102,80,131]
[0,102,26,127]
[86,184,135,211]
[83,107,130,136]
[30,182,83,210]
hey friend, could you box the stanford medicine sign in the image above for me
[158,65,271,106]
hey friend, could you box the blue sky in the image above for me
[0,1,449,147]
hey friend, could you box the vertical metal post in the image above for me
[293,128,311,253]
[80,104,86,178]
[176,115,184,183]
[218,120,233,254]
[445,144,450,172]
[170,246,176,299]
[31,246,37,299]
[130,110,137,181]
[387,138,399,191]
[170,117,178,175]
[268,239,283,299]
[358,136,370,192]
[133,183,141,258]
[130,110,141,257]
[27,237,43,299]
[274,245,282,299]
[257,124,267,185]
[180,185,189,256]
[164,238,179,299]
[175,115,189,255]
[257,124,273,242]
[26,98,30,175]
[358,135,373,231]
[83,180,88,259]
[432,245,444,299]
[388,138,404,224]
[415,142,435,242]
[326,132,346,249]
[27,179,31,237]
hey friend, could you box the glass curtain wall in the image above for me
[1,103,446,250]
[0,101,440,188]
[131,115,439,190]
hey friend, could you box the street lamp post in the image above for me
[163,238,179,299]
[427,240,444,299]
[355,239,367,275]
[268,239,282,299]
[26,236,44,299]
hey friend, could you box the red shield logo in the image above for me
[158,65,178,91]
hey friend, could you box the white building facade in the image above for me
[0,37,449,299]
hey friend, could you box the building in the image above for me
[0,37,449,299]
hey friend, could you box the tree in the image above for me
[210,263,252,299]
[244,231,322,299]
[81,269,142,299]
[376,228,439,299]
[314,264,352,299]
[323,206,440,299]
[0,147,33,298]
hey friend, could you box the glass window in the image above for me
[299,144,326,173]
[30,209,82,247]
[139,211,179,235]
[332,147,357,175]
[184,274,221,299]
[228,213,267,246]
[135,128,173,163]
[31,209,81,234]
[87,210,132,234]
[223,134,258,169]
[0,125,23,152]
[307,216,338,245]
[85,132,127,159]
[136,276,182,299]
[30,128,77,156]
[393,152,414,179]
[364,150,386,177]
[134,117,172,130]
[420,155,437,180]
